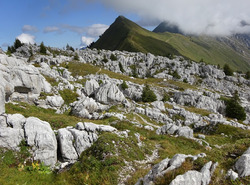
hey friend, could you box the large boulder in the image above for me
[176,126,194,138]
[46,95,64,108]
[68,128,98,156]
[170,171,202,185]
[57,128,78,161]
[71,96,108,119]
[136,153,207,185]
[0,127,24,150]
[6,113,26,129]
[0,114,25,150]
[57,122,116,162]
[0,54,52,102]
[170,161,215,185]
[151,101,166,112]
[156,123,193,138]
[84,79,99,96]
[234,147,250,177]
[24,117,57,166]
[95,82,125,104]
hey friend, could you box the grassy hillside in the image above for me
[92,16,180,57]
[92,16,250,72]
[156,33,250,71]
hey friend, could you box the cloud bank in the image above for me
[61,24,109,37]
[44,26,60,33]
[86,24,109,37]
[44,23,109,47]
[81,36,95,47]
[16,33,35,44]
[22,25,38,33]
[96,0,250,35]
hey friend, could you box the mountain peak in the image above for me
[116,15,126,20]
[91,16,180,56]
[153,21,183,34]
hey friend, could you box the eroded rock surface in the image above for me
[234,147,250,177]
[0,114,57,166]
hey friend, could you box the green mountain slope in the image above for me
[91,16,250,72]
[91,16,180,57]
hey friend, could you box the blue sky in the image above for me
[0,0,140,49]
[1,0,250,50]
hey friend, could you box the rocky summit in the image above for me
[0,43,249,185]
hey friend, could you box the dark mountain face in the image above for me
[91,16,180,57]
[153,21,183,34]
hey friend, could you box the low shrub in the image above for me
[121,80,128,90]
[141,84,157,102]
[223,64,233,76]
[225,91,246,121]
[110,54,117,61]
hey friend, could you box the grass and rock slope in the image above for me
[91,16,250,72]
[0,43,249,185]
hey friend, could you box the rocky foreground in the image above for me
[0,44,249,184]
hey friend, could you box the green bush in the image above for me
[66,44,75,52]
[119,62,125,73]
[110,54,117,61]
[6,48,12,56]
[141,84,157,102]
[162,93,170,102]
[223,64,233,76]
[146,70,152,78]
[245,71,250,79]
[121,80,128,90]
[7,39,23,54]
[130,64,138,78]
[14,39,23,49]
[40,42,47,54]
[74,53,79,61]
[172,70,181,79]
[183,78,188,83]
[102,56,108,63]
[225,91,246,121]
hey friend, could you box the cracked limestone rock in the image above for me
[46,95,64,108]
[95,82,125,104]
[84,79,99,96]
[169,161,216,185]
[24,117,57,166]
[136,153,207,185]
[0,115,57,166]
[57,122,117,162]
[234,147,250,177]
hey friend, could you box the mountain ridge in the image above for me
[91,16,250,72]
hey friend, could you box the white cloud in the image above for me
[61,23,109,37]
[86,24,109,37]
[61,24,85,34]
[94,0,250,35]
[22,25,38,33]
[81,36,95,47]
[44,26,60,33]
[16,33,35,44]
